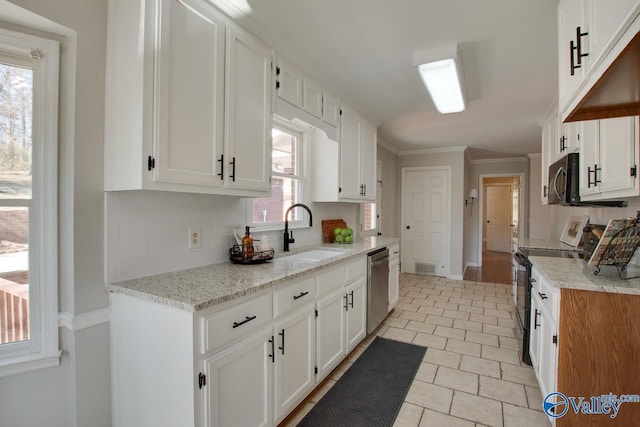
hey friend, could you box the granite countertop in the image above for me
[529,255,640,295]
[513,237,581,252]
[107,236,401,312]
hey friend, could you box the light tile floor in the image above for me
[282,273,552,427]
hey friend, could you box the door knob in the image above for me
[406,226,411,229]
[486,220,490,223]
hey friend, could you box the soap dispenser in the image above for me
[241,226,254,256]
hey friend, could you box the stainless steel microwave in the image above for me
[548,153,626,207]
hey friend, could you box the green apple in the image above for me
[346,228,353,236]
[334,227,342,236]
[335,234,344,243]
[345,235,353,244]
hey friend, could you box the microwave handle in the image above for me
[553,167,566,200]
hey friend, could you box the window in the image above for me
[250,119,306,228]
[362,203,377,232]
[0,28,60,376]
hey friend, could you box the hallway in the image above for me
[463,246,512,285]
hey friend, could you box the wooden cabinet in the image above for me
[105,0,271,196]
[388,244,400,311]
[339,105,377,202]
[557,0,640,120]
[202,328,274,427]
[274,305,316,424]
[579,116,639,200]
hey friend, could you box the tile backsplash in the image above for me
[105,191,357,283]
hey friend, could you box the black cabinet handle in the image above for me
[217,154,224,180]
[538,292,548,300]
[349,290,354,308]
[268,336,275,363]
[278,329,285,355]
[230,157,236,181]
[406,226,411,230]
[293,291,309,300]
[344,294,349,311]
[543,185,548,197]
[553,335,558,345]
[587,166,595,188]
[529,278,536,284]
[576,26,589,65]
[232,315,257,329]
[534,309,541,330]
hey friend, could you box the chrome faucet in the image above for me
[283,203,313,251]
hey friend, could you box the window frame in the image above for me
[247,117,309,231]
[0,27,60,377]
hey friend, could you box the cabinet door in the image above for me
[589,0,639,65]
[322,91,340,127]
[562,121,581,155]
[388,258,399,312]
[154,0,225,186]
[276,58,303,108]
[579,120,599,197]
[597,116,637,194]
[316,288,346,380]
[345,277,367,352]
[224,25,272,191]
[360,120,377,201]
[558,0,588,111]
[303,77,324,119]
[538,305,558,399]
[339,106,363,200]
[529,292,542,373]
[274,305,316,423]
[202,328,273,427]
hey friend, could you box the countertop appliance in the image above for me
[513,246,582,365]
[548,153,626,207]
[367,247,389,334]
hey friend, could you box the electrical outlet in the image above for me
[189,228,201,249]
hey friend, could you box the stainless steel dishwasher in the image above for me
[367,247,389,334]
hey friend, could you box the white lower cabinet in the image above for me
[274,305,316,424]
[315,288,346,379]
[345,277,367,352]
[388,244,400,311]
[202,328,274,427]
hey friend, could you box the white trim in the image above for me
[58,307,111,331]
[399,145,468,156]
[470,157,528,164]
[0,350,62,378]
[377,140,399,155]
[448,274,463,280]
[527,153,542,159]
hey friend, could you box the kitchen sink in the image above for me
[277,249,344,263]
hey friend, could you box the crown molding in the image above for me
[399,145,468,156]
[377,141,400,155]
[469,157,528,164]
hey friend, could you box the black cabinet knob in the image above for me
[406,226,410,229]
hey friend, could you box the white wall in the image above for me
[0,1,111,426]
[528,154,553,239]
[377,143,399,237]
[106,191,358,282]
[397,149,465,278]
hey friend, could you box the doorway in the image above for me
[400,166,452,277]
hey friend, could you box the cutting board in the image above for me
[322,219,347,243]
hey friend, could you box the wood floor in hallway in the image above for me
[463,246,512,285]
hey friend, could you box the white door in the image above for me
[486,186,512,253]
[401,168,451,277]
[345,277,367,352]
[202,328,273,427]
[154,0,225,186]
[315,288,346,381]
[224,25,272,191]
[274,305,316,423]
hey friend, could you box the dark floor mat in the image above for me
[297,337,427,427]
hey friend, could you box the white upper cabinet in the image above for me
[540,103,559,204]
[360,119,377,202]
[303,77,324,119]
[275,58,303,108]
[224,25,272,192]
[580,116,639,200]
[105,0,272,196]
[557,0,640,120]
[322,90,341,127]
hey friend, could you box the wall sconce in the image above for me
[466,188,478,216]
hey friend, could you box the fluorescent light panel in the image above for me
[417,57,465,114]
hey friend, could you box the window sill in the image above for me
[248,223,310,234]
[0,350,62,378]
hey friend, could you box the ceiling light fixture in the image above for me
[414,45,466,114]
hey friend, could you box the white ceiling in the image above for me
[228,0,559,159]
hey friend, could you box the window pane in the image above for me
[0,63,33,200]
[363,203,376,231]
[0,207,29,345]
[252,177,300,224]
[272,128,297,175]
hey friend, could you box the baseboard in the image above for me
[58,307,111,331]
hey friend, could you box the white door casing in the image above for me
[401,167,451,277]
[486,185,512,253]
